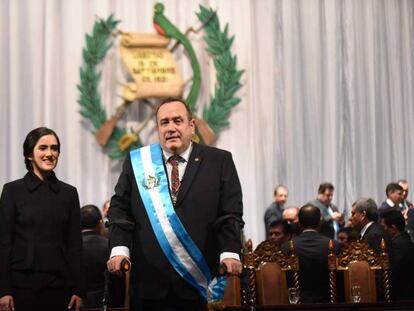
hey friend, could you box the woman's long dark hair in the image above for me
[23,127,60,171]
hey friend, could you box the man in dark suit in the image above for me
[380,210,414,300]
[308,182,344,239]
[350,198,388,253]
[81,205,124,308]
[107,99,244,310]
[398,179,413,211]
[264,185,288,237]
[378,183,404,216]
[282,204,338,303]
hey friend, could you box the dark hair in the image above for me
[338,227,353,235]
[318,182,335,194]
[269,219,290,234]
[299,204,321,229]
[273,185,288,197]
[155,98,193,122]
[80,204,102,230]
[23,127,61,171]
[385,182,403,197]
[380,210,405,232]
[353,198,378,222]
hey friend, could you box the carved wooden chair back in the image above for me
[244,239,300,305]
[328,239,390,303]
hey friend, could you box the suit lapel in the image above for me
[175,143,203,207]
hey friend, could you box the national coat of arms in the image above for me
[78,3,244,159]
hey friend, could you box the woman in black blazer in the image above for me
[0,127,84,311]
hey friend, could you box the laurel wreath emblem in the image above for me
[78,7,244,159]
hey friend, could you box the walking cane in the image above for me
[102,258,130,311]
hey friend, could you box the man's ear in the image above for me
[190,118,196,132]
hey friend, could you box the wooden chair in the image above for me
[219,239,300,308]
[328,239,391,303]
[254,239,300,305]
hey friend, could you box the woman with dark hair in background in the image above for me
[0,127,84,311]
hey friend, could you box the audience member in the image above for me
[283,206,301,237]
[337,227,358,249]
[282,204,338,303]
[397,179,413,218]
[268,220,290,247]
[81,205,125,308]
[350,198,388,253]
[100,200,111,237]
[380,210,414,301]
[283,205,299,223]
[102,200,111,220]
[378,183,404,216]
[308,182,344,239]
[264,185,288,237]
[407,209,414,243]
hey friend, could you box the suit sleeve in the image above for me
[65,188,86,298]
[0,185,14,297]
[108,154,136,250]
[215,152,244,255]
[264,207,277,236]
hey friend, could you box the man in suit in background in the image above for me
[351,198,388,253]
[268,219,291,247]
[282,204,338,303]
[283,206,301,237]
[378,182,404,216]
[398,179,414,216]
[309,182,344,239]
[380,210,414,300]
[264,185,288,237]
[106,99,244,310]
[81,205,125,308]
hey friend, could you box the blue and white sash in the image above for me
[130,143,226,302]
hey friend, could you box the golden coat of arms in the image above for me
[78,3,244,159]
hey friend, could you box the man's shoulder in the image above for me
[296,230,327,239]
[294,231,334,250]
[393,232,413,247]
[193,143,232,158]
[308,199,324,209]
[264,202,282,217]
[265,202,277,211]
[82,231,108,245]
[379,200,391,210]
[365,222,385,237]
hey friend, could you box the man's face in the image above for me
[337,232,349,247]
[275,188,288,205]
[156,101,195,154]
[380,218,391,235]
[399,182,409,200]
[389,189,404,205]
[350,206,365,231]
[283,208,299,223]
[319,189,334,205]
[269,225,287,245]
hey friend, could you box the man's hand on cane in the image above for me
[0,296,14,311]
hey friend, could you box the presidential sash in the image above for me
[130,143,226,302]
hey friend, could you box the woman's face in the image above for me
[28,134,60,179]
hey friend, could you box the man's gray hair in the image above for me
[353,198,378,222]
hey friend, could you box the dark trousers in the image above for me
[13,286,70,311]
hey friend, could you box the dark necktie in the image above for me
[168,155,183,205]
